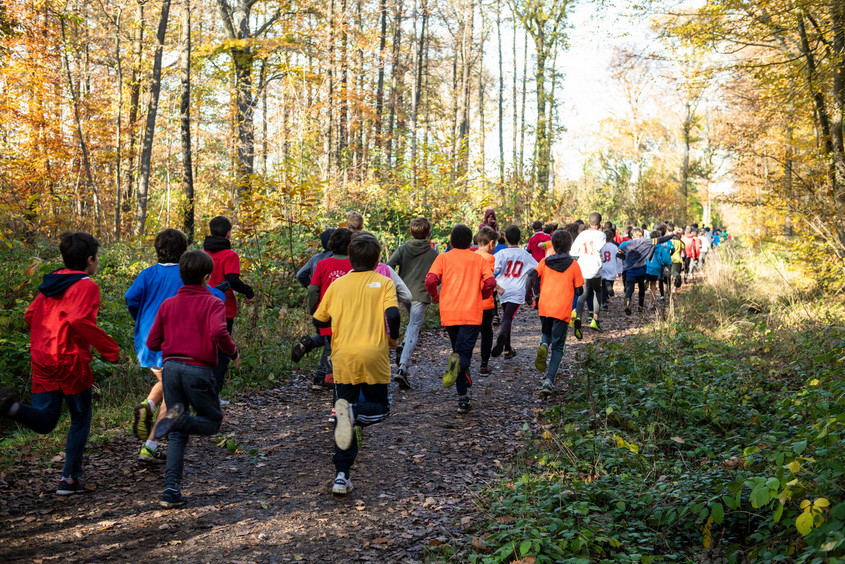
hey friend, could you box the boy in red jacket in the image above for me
[0,232,119,495]
[147,250,240,509]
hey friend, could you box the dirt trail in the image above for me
[0,291,649,563]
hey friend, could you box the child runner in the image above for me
[387,217,439,389]
[148,250,239,509]
[524,230,584,395]
[571,212,606,337]
[296,229,335,289]
[292,228,353,389]
[645,230,672,308]
[680,227,699,283]
[698,228,711,270]
[618,229,675,314]
[314,233,400,495]
[125,229,188,464]
[202,216,254,395]
[526,220,550,263]
[346,211,364,232]
[599,229,619,310]
[0,232,119,494]
[474,226,498,375]
[425,224,496,414]
[491,224,538,361]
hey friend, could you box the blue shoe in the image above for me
[160,490,187,508]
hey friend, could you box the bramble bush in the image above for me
[469,243,845,563]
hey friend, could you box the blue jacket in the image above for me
[125,263,225,367]
[646,243,672,277]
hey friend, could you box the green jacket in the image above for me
[387,239,439,303]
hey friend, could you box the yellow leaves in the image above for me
[612,434,639,454]
[541,430,553,440]
[702,516,713,549]
[795,498,829,537]
[787,460,801,474]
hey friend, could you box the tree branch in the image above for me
[254,9,282,37]
[215,0,236,39]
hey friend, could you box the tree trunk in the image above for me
[512,17,518,181]
[114,6,123,240]
[123,0,143,218]
[374,0,388,165]
[216,0,281,202]
[180,0,195,242]
[339,0,348,172]
[478,9,486,182]
[518,30,527,183]
[327,0,335,175]
[679,101,692,221]
[457,0,475,181]
[385,0,403,173]
[497,2,505,190]
[60,14,100,234]
[534,35,549,192]
[136,0,171,235]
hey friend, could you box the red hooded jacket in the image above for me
[26,269,120,395]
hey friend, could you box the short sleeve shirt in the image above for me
[534,259,584,322]
[310,256,353,336]
[494,247,538,305]
[428,248,494,326]
[313,271,398,385]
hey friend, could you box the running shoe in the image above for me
[478,364,492,377]
[132,401,153,441]
[456,397,472,414]
[291,335,314,363]
[442,353,460,387]
[574,317,583,340]
[541,380,553,396]
[153,403,184,439]
[332,472,354,495]
[588,318,602,332]
[56,478,87,495]
[535,344,548,372]
[138,445,166,464]
[160,490,187,508]
[393,367,411,389]
[334,399,354,450]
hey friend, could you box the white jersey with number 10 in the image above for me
[493,247,538,305]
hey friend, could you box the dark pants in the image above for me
[495,302,521,352]
[625,274,646,308]
[318,335,333,382]
[213,318,235,394]
[672,263,683,288]
[445,325,480,396]
[161,361,223,493]
[540,317,569,383]
[12,388,92,479]
[479,308,495,365]
[576,277,602,320]
[600,279,614,306]
[332,382,390,476]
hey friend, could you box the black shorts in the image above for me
[644,274,659,282]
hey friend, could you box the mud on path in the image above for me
[0,291,651,563]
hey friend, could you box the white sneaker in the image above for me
[334,399,354,450]
[219,399,230,406]
[332,471,354,495]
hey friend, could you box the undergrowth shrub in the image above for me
[470,242,845,563]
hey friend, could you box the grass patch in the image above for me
[469,243,845,563]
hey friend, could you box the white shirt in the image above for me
[571,229,606,280]
[493,247,538,305]
[600,242,620,280]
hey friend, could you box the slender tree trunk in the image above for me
[457,0,475,181]
[114,7,123,240]
[518,30,527,183]
[478,9,486,181]
[679,101,692,220]
[60,15,100,234]
[511,17,518,181]
[385,0,402,173]
[327,0,335,175]
[123,0,143,216]
[533,35,550,192]
[374,0,388,166]
[136,0,171,235]
[261,60,268,175]
[180,0,195,242]
[410,0,420,191]
[355,0,365,178]
[450,37,459,179]
[831,0,845,207]
[497,2,505,190]
[339,0,348,173]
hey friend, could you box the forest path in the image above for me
[0,287,651,563]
